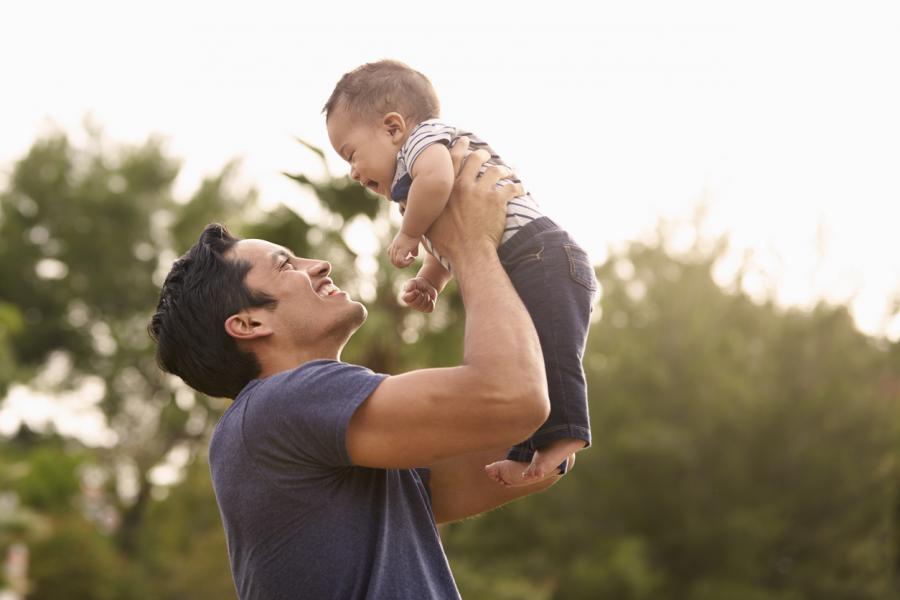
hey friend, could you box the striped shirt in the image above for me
[390,119,543,271]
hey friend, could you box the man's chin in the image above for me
[337,300,368,338]
[350,301,368,330]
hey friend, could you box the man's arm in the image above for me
[346,146,548,468]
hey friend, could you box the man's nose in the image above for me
[307,260,331,277]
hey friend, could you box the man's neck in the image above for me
[255,345,342,380]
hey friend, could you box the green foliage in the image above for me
[0,127,261,594]
[27,516,139,600]
[136,456,235,599]
[0,302,23,395]
[14,446,83,514]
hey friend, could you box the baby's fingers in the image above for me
[406,290,433,313]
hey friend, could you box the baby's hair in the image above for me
[323,59,440,125]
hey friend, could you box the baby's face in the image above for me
[327,107,400,198]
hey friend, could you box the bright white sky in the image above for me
[1,0,898,347]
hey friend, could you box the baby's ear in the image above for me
[382,112,406,142]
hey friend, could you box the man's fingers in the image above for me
[478,163,512,189]
[456,148,491,184]
[494,181,523,206]
[503,182,525,197]
[449,136,470,175]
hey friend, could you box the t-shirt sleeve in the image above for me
[401,120,456,175]
[243,360,387,468]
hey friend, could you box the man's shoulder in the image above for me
[219,359,387,469]
[255,359,381,394]
[242,359,387,423]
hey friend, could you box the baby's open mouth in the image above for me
[364,180,379,193]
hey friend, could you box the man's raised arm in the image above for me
[346,146,548,468]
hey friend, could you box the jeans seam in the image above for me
[541,248,570,434]
[501,246,543,270]
[565,244,598,292]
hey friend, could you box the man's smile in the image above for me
[315,278,343,297]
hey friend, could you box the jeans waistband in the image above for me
[498,217,558,261]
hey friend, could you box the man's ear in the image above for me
[382,112,407,144]
[224,310,273,341]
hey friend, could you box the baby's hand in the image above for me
[400,277,438,313]
[388,231,420,268]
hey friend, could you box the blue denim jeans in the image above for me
[498,217,597,465]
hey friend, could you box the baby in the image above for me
[324,60,596,486]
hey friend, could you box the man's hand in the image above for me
[400,277,438,313]
[426,142,524,262]
[388,231,420,268]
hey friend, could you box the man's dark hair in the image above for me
[323,59,440,125]
[149,224,277,398]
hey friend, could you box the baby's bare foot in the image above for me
[484,459,532,487]
[521,438,586,481]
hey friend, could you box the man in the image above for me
[149,143,568,599]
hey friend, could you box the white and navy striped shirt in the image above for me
[390,119,543,271]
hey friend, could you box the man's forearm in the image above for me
[429,447,562,524]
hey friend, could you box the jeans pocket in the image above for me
[501,246,543,271]
[565,244,598,292]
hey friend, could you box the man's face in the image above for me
[326,105,400,198]
[226,239,366,347]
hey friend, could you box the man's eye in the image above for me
[281,259,293,270]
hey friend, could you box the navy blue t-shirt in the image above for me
[208,359,461,599]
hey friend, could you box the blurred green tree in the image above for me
[0,127,257,568]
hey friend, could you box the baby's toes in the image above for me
[484,462,510,486]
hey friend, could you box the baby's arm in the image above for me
[401,253,452,313]
[404,143,455,237]
[418,252,452,293]
[388,144,455,268]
